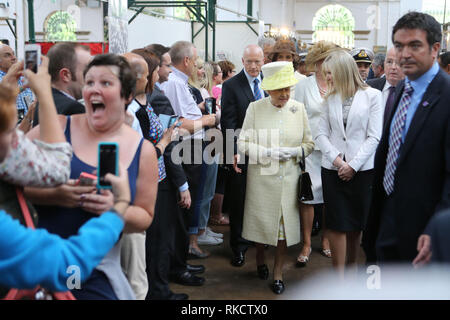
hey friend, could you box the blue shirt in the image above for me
[0,210,124,292]
[0,70,34,113]
[390,62,440,142]
[243,68,262,96]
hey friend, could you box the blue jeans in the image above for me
[198,155,219,231]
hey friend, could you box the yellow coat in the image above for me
[238,97,314,246]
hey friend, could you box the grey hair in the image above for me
[258,37,276,49]
[373,53,386,68]
[169,41,194,65]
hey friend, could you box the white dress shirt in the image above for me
[126,99,144,137]
[161,67,204,139]
[381,80,395,111]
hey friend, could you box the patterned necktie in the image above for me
[383,86,396,126]
[253,78,262,100]
[383,81,414,195]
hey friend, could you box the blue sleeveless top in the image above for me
[37,116,143,239]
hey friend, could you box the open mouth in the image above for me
[91,101,105,113]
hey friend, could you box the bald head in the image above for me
[242,44,264,78]
[123,52,149,95]
[0,44,16,73]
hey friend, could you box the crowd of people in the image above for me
[0,11,449,300]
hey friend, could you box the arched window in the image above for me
[312,4,354,48]
[44,11,77,42]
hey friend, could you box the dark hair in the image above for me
[218,60,235,80]
[83,53,136,100]
[439,51,450,67]
[47,42,90,82]
[392,12,442,47]
[145,43,170,66]
[131,48,161,94]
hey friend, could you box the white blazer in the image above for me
[315,87,382,172]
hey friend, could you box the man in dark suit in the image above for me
[221,44,267,267]
[33,43,91,126]
[362,12,450,264]
[367,47,405,126]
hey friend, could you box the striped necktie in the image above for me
[253,78,262,100]
[383,81,414,195]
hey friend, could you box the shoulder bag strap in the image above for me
[15,187,35,230]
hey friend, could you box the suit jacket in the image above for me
[147,87,188,190]
[315,87,383,172]
[363,69,450,262]
[220,69,267,164]
[366,77,386,92]
[33,88,85,126]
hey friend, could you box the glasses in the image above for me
[385,60,399,67]
[243,60,262,66]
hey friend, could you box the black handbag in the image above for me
[298,148,314,202]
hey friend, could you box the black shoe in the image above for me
[167,292,189,300]
[257,264,269,280]
[187,264,205,275]
[230,251,245,267]
[171,271,205,286]
[147,291,189,300]
[271,280,285,294]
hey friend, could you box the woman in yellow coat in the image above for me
[238,61,314,294]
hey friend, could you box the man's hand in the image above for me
[178,189,191,209]
[412,234,432,268]
[233,154,242,173]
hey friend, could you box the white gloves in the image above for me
[264,147,298,161]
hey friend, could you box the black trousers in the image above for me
[228,163,252,254]
[145,178,188,299]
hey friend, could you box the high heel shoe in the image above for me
[271,280,285,294]
[296,247,312,268]
[257,264,269,280]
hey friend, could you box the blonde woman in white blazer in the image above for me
[316,50,382,279]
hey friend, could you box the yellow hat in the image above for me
[261,61,298,91]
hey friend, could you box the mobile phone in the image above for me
[168,115,179,128]
[24,44,41,73]
[158,114,179,130]
[77,172,97,186]
[205,97,216,114]
[97,142,119,189]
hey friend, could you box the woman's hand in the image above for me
[104,163,131,215]
[80,190,114,216]
[56,180,97,208]
[0,60,22,94]
[338,163,356,181]
[23,56,52,98]
[156,126,178,154]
